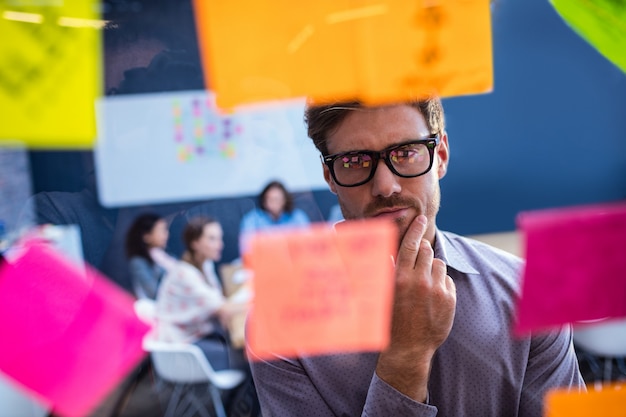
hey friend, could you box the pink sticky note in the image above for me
[247,219,397,359]
[514,201,626,336]
[0,239,150,417]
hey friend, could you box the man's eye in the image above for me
[341,154,371,169]
[391,147,425,163]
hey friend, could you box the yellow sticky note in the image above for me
[0,0,101,148]
[193,0,493,108]
[247,219,397,359]
[545,384,626,417]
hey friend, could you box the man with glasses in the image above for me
[247,98,585,416]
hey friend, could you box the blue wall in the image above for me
[437,0,626,235]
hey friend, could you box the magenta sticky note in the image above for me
[514,201,626,336]
[0,239,150,417]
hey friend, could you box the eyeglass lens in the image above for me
[332,142,432,186]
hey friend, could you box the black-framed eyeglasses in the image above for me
[322,135,440,187]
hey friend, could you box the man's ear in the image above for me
[323,164,338,194]
[437,132,450,179]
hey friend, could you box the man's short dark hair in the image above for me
[304,98,445,155]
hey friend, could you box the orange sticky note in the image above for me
[545,383,626,417]
[193,0,493,108]
[247,219,397,359]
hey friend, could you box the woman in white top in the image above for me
[156,215,246,370]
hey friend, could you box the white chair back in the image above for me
[573,318,626,357]
[142,332,246,417]
[133,298,157,326]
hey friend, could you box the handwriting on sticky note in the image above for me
[247,219,397,359]
[193,0,493,109]
[545,383,626,417]
[514,201,626,336]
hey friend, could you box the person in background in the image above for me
[239,180,310,255]
[327,203,344,224]
[247,97,585,416]
[156,215,248,371]
[125,213,176,300]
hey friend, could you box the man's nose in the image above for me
[370,160,401,198]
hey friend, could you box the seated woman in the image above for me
[125,213,177,300]
[155,215,247,371]
[239,180,311,255]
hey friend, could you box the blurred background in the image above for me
[1,0,625,410]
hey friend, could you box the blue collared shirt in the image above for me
[239,208,310,254]
[247,229,585,416]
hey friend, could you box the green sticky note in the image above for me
[550,0,626,74]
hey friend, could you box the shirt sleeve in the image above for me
[239,210,258,255]
[129,257,160,300]
[239,210,256,235]
[363,374,438,417]
[520,325,586,414]
[248,348,438,417]
[292,209,311,226]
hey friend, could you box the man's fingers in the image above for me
[395,215,428,269]
[431,259,453,292]
[445,274,456,297]
[414,238,434,271]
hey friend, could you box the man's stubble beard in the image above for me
[337,185,441,245]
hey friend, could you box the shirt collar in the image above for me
[333,221,480,275]
[434,228,480,275]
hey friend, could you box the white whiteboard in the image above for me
[94,91,328,207]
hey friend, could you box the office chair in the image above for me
[143,334,246,417]
[573,318,626,388]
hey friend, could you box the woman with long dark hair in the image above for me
[125,213,176,299]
